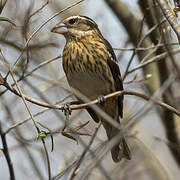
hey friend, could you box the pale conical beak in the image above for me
[51,23,68,34]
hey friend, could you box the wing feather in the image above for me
[104,39,124,118]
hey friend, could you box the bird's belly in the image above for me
[67,71,110,100]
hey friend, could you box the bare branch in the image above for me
[156,0,180,42]
[0,122,15,180]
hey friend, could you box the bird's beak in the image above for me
[51,23,68,34]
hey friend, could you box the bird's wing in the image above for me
[104,39,124,118]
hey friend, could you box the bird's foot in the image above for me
[61,102,72,116]
[61,101,80,116]
[98,95,105,105]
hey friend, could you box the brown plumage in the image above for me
[51,15,131,162]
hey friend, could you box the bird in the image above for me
[51,15,131,162]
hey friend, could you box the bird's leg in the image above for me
[61,100,81,116]
[62,103,72,116]
[62,103,71,131]
[98,95,105,106]
[61,101,81,130]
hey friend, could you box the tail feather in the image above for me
[104,123,131,162]
[111,145,121,162]
[122,137,131,160]
[111,137,131,162]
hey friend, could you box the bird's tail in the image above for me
[111,136,131,162]
[106,126,131,162]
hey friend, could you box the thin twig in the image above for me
[113,42,179,51]
[138,18,166,46]
[81,73,175,180]
[1,49,52,180]
[29,0,49,18]
[156,0,180,42]
[154,1,180,76]
[0,0,7,14]
[9,0,85,74]
[127,47,180,74]
[69,123,101,180]
[1,96,44,179]
[4,95,72,134]
[0,122,15,180]
[123,16,145,80]
[0,55,61,96]
[1,76,180,118]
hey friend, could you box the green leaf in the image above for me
[0,17,16,26]
[37,122,54,152]
[39,131,47,138]
[62,132,78,144]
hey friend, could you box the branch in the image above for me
[1,75,179,115]
[0,122,15,180]
[29,0,49,18]
[0,0,7,14]
[0,55,61,97]
[105,0,161,94]
[69,124,101,180]
[128,47,180,74]
[10,0,85,72]
[1,74,180,122]
[1,49,52,180]
[156,0,180,42]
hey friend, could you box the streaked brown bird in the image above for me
[51,15,131,162]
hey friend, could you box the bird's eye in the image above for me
[68,18,77,25]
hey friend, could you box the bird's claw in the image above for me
[98,95,105,105]
[62,103,72,116]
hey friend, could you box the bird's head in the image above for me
[51,15,101,40]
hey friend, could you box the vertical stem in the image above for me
[0,122,15,180]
